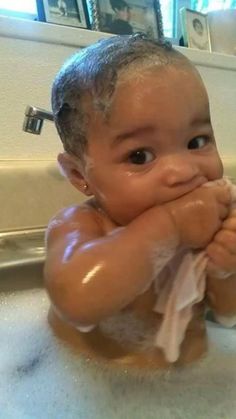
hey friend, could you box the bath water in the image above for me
[1,287,236,419]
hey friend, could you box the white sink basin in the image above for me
[1,262,236,419]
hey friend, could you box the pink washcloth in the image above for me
[153,178,236,363]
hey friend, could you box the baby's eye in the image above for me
[188,136,210,150]
[128,149,155,165]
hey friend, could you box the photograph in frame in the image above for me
[89,0,164,40]
[180,8,211,52]
[37,0,90,29]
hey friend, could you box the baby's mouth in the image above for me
[182,175,207,193]
[168,175,208,202]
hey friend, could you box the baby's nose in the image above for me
[161,156,200,187]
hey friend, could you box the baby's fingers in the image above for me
[214,185,231,205]
[219,203,230,221]
[207,241,236,272]
[222,209,236,229]
[213,229,236,253]
[212,186,231,221]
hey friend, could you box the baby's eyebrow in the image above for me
[190,114,211,127]
[112,125,155,147]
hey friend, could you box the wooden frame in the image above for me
[37,0,90,29]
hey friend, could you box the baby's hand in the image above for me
[206,209,236,277]
[164,184,230,249]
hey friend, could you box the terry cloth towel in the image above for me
[153,178,236,363]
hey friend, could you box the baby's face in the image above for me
[83,65,223,225]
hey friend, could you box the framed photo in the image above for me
[88,0,164,40]
[180,8,211,52]
[37,0,90,29]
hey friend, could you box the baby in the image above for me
[45,34,236,369]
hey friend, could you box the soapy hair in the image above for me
[51,33,193,158]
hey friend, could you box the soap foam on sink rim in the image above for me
[0,288,236,419]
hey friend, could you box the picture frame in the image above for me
[88,0,164,40]
[180,8,211,52]
[36,0,90,30]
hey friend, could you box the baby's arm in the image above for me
[45,203,178,328]
[44,185,229,329]
[206,209,236,325]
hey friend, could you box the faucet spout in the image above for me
[23,106,54,135]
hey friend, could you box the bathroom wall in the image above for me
[0,16,112,160]
[0,15,236,230]
[1,15,236,161]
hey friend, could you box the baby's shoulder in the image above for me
[45,199,105,245]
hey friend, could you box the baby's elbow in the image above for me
[44,263,97,328]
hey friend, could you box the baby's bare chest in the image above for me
[99,287,206,353]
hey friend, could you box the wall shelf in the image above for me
[0,15,236,71]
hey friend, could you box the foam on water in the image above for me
[1,288,236,419]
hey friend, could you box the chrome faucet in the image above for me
[23,105,54,135]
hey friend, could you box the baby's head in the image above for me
[52,34,223,225]
[52,34,180,158]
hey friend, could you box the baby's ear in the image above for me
[57,152,93,196]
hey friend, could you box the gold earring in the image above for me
[83,183,88,192]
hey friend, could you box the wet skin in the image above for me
[84,65,223,225]
[45,64,236,368]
